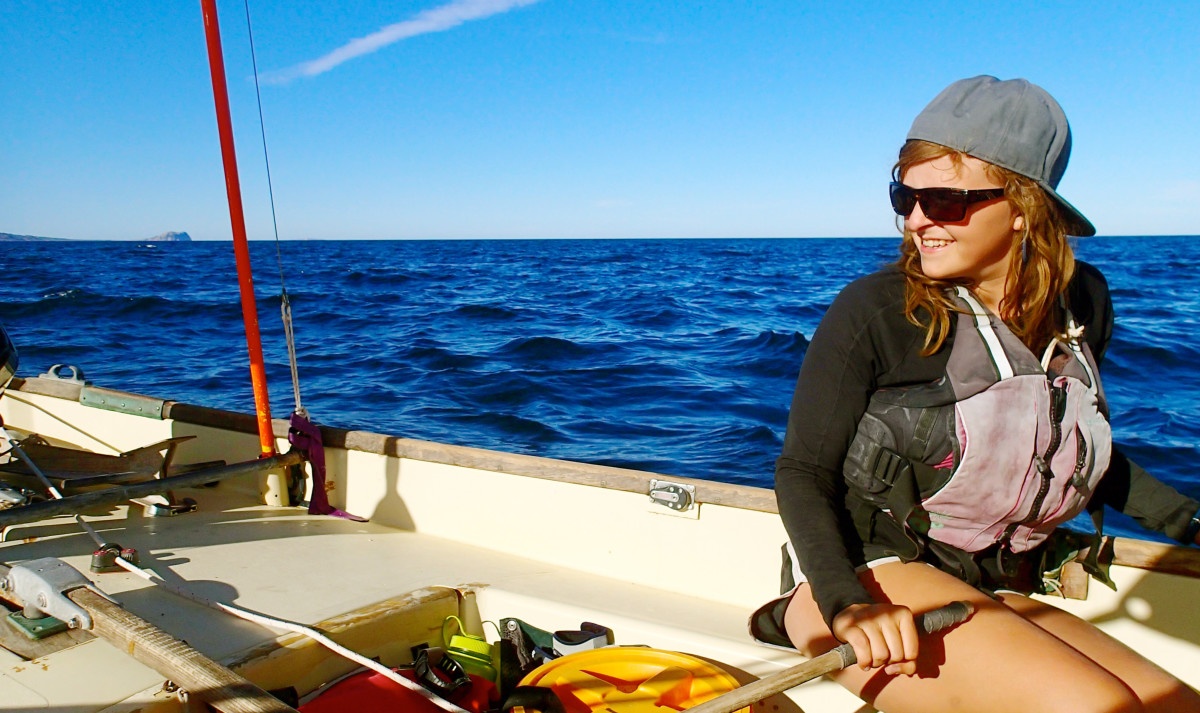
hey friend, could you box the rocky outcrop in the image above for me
[147,231,192,242]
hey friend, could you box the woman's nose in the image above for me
[905,199,934,231]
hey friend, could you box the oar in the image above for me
[0,450,305,530]
[0,561,297,713]
[686,600,974,713]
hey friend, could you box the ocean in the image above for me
[2,236,1197,542]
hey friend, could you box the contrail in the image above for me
[264,0,543,84]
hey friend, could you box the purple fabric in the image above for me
[288,412,367,522]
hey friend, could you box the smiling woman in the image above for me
[896,153,1018,313]
[761,76,1200,712]
[891,137,1082,357]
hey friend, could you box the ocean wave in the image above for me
[3,237,1197,514]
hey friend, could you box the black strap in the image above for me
[501,686,567,713]
[874,447,945,540]
[912,408,939,455]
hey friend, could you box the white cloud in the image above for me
[265,0,543,84]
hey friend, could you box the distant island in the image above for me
[0,231,192,242]
[0,232,70,242]
[148,231,192,242]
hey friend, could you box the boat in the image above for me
[3,5,1199,713]
[3,367,1200,713]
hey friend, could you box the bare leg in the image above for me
[783,561,1151,713]
[999,593,1200,710]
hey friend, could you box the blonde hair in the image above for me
[893,140,1076,355]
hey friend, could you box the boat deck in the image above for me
[1,484,866,712]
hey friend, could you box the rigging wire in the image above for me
[243,0,306,418]
[1,5,460,706]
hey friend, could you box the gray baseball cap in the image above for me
[907,75,1095,237]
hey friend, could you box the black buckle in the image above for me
[873,447,911,488]
[413,646,471,696]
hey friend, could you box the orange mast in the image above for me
[199,0,276,457]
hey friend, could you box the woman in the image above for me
[758,76,1200,711]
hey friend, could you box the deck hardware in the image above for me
[0,484,30,509]
[1,557,105,629]
[6,610,70,639]
[134,494,199,517]
[648,479,696,513]
[37,364,89,384]
[80,385,166,418]
[90,543,140,573]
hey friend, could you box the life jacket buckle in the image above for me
[872,447,911,488]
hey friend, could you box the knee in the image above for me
[780,586,838,658]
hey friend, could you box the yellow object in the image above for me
[515,648,747,713]
[443,615,499,685]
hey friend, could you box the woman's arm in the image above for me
[1073,260,1200,544]
[1093,449,1200,544]
[775,271,926,627]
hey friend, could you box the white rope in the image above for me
[112,557,470,713]
[3,423,467,712]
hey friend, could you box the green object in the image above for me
[443,615,499,685]
[6,611,69,640]
[80,386,166,418]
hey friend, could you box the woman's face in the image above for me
[901,155,1023,307]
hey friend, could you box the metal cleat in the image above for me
[133,494,198,517]
[0,557,106,630]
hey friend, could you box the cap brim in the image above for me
[1042,183,1095,237]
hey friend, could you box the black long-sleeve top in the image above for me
[774,261,1200,629]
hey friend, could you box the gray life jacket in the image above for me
[843,286,1112,557]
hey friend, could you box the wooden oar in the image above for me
[0,562,297,713]
[0,450,304,530]
[685,601,974,713]
[1107,537,1200,579]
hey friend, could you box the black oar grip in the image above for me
[917,600,975,635]
[835,600,973,669]
[683,600,976,713]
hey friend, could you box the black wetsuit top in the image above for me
[774,261,1200,628]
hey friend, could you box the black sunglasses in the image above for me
[889,182,1006,222]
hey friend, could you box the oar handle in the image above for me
[832,598,975,668]
[686,600,974,713]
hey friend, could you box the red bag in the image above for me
[300,669,499,713]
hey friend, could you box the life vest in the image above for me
[842,286,1112,557]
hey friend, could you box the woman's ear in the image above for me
[1012,214,1026,232]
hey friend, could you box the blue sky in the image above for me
[4,1,1198,240]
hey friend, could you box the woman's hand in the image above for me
[831,603,919,676]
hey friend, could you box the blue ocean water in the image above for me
[2,237,1197,541]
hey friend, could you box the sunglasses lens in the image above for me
[889,183,970,222]
[889,183,915,216]
[921,193,966,222]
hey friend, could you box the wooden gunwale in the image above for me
[8,376,776,512]
[7,376,1200,578]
